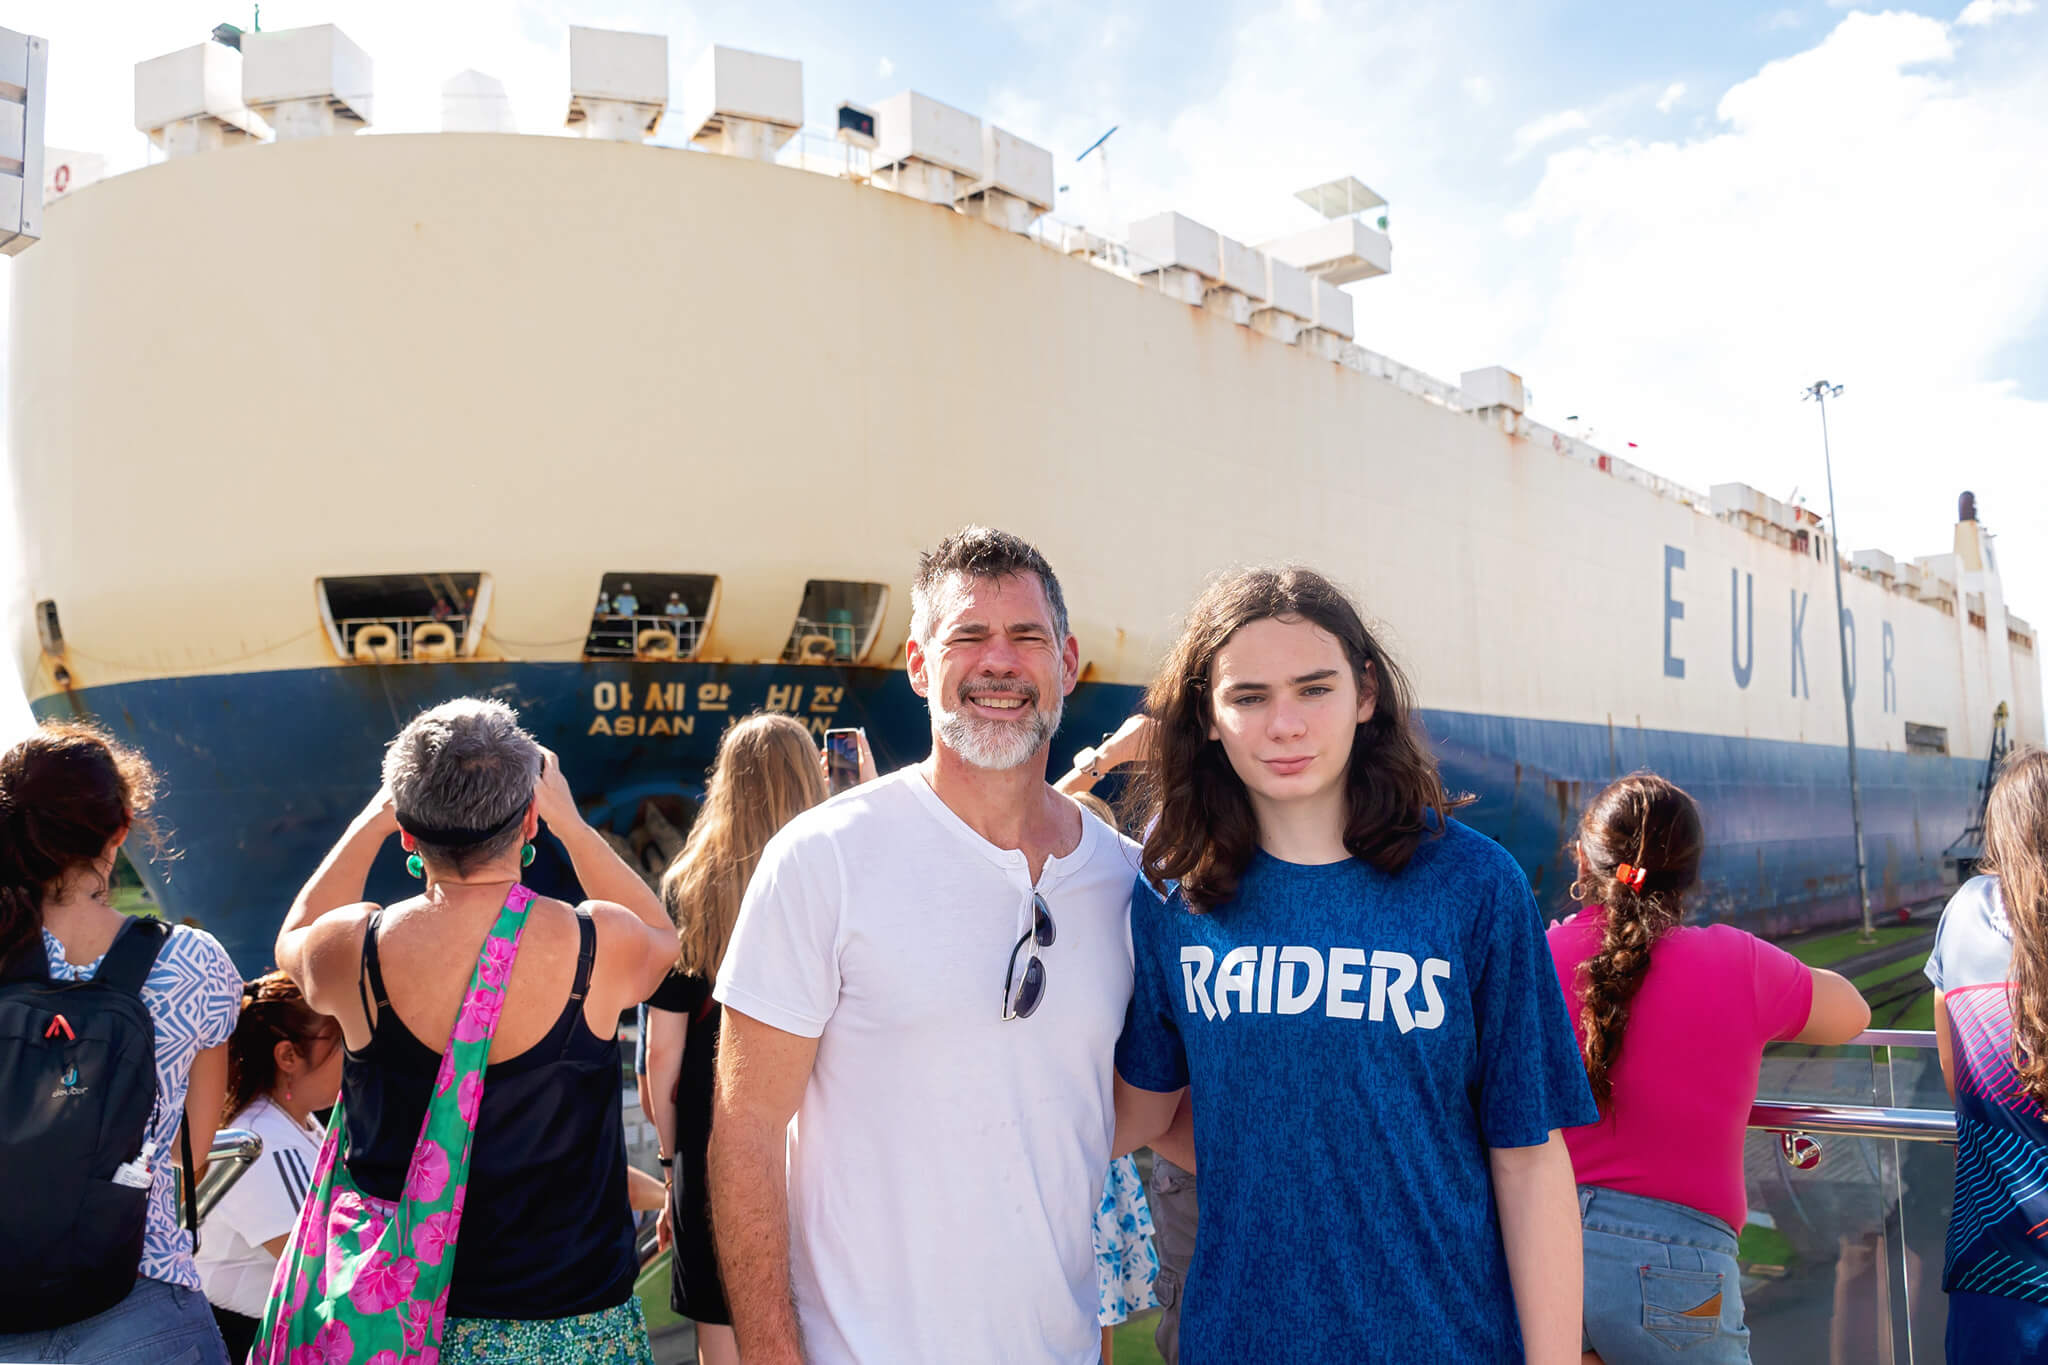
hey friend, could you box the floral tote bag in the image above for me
[253,886,535,1365]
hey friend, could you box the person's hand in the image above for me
[855,730,878,785]
[1099,714,1156,768]
[363,783,400,836]
[657,1201,673,1253]
[533,748,581,832]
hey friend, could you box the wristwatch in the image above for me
[1072,746,1101,779]
[657,1154,672,1168]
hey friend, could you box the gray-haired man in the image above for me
[709,526,1140,1365]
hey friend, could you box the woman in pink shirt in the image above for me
[1547,773,1871,1365]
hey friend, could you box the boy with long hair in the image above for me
[1114,567,1596,1363]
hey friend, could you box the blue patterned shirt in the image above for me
[1116,822,1598,1363]
[44,922,242,1288]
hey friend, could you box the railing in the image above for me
[189,1128,264,1223]
[781,616,860,664]
[336,614,469,662]
[584,613,705,660]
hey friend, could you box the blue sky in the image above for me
[3,0,2045,734]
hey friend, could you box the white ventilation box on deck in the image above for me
[442,70,513,133]
[0,26,45,253]
[1253,255,1313,343]
[1460,366,1526,414]
[241,25,371,139]
[1260,217,1392,284]
[136,42,269,156]
[1128,211,1221,307]
[567,26,667,141]
[1311,280,1354,339]
[875,92,982,205]
[680,45,802,161]
[958,125,1053,233]
[1853,549,1898,581]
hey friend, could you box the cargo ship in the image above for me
[8,23,2041,972]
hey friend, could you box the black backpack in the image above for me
[0,915,170,1330]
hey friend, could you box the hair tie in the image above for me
[1615,863,1649,892]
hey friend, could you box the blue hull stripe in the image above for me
[33,663,1980,973]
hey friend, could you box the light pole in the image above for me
[1804,380,1874,942]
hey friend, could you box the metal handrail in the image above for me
[1852,1028,1935,1048]
[1749,1101,1954,1144]
[194,1128,264,1221]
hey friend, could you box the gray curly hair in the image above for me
[382,697,542,874]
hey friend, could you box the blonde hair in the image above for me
[1983,747,2048,1104]
[661,713,826,978]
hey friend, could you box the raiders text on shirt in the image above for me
[1178,945,1452,1032]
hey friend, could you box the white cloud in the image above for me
[1958,0,2037,25]
[877,55,895,79]
[1764,9,1804,30]
[1462,75,1493,105]
[1513,9,2048,621]
[1656,81,1686,112]
[1510,108,1590,155]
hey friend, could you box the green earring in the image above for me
[406,852,424,879]
[520,842,535,868]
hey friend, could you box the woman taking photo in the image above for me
[643,712,828,1365]
[0,722,243,1365]
[273,697,676,1363]
[1929,747,2048,1359]
[197,971,345,1362]
[1546,773,1870,1364]
[1113,567,1597,1364]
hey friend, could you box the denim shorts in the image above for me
[1579,1185,1751,1364]
[0,1276,231,1365]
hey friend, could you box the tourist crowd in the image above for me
[3,525,2045,1365]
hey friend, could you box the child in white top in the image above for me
[197,971,343,1360]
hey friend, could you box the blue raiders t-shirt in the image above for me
[1116,821,1598,1363]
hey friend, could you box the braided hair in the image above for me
[1570,772,1705,1109]
[222,970,340,1127]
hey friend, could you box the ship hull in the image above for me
[39,662,1981,974]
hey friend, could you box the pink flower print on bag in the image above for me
[456,1071,483,1128]
[349,1250,422,1315]
[288,1319,353,1365]
[411,1208,460,1267]
[452,988,502,1043]
[254,888,533,1365]
[477,935,516,989]
[404,1140,450,1205]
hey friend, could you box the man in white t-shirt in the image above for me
[710,525,1139,1365]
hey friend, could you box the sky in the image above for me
[2,0,2044,736]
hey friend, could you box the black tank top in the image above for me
[342,908,637,1321]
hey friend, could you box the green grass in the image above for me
[1110,1311,1167,1365]
[1739,1219,1797,1271]
[635,1248,684,1332]
[1781,924,1923,969]
[111,885,155,916]
[1851,952,1931,994]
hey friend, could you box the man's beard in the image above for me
[934,678,1063,771]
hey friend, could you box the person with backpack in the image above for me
[1928,747,2048,1358]
[196,970,344,1362]
[0,721,243,1365]
[1546,773,1871,1364]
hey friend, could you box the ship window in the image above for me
[584,573,720,660]
[35,600,62,655]
[319,573,485,662]
[783,580,888,664]
[1904,723,1949,756]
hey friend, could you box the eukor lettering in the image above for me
[1178,946,1450,1033]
